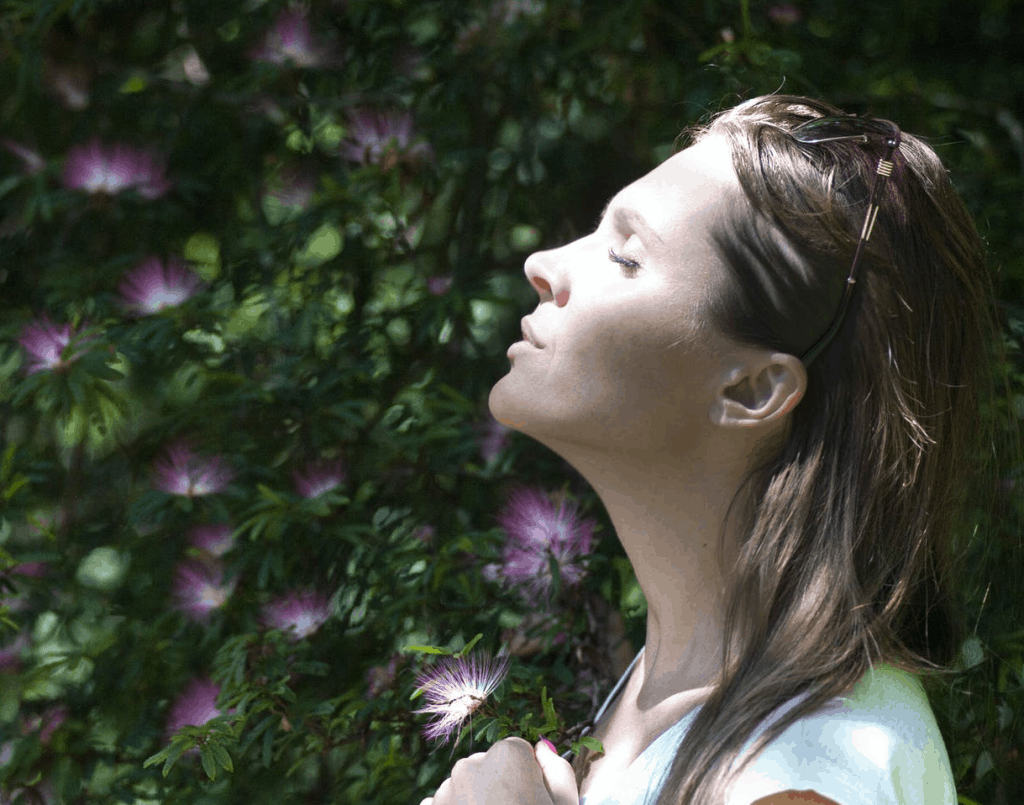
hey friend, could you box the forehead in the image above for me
[621,135,738,212]
[607,136,740,246]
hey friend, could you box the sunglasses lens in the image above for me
[791,116,898,145]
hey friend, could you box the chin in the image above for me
[487,381,528,430]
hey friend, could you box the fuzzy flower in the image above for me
[1,561,49,612]
[187,524,235,558]
[413,652,511,743]
[477,417,511,466]
[0,631,30,673]
[45,61,90,110]
[251,8,335,68]
[166,676,222,737]
[62,139,171,199]
[18,317,96,375]
[260,589,332,639]
[427,275,453,295]
[341,108,431,169]
[262,165,316,224]
[366,653,406,698]
[2,140,46,174]
[153,441,234,497]
[23,704,68,745]
[768,4,801,25]
[119,257,203,315]
[293,458,345,499]
[487,487,596,600]
[171,559,236,621]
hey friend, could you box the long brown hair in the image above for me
[649,95,995,803]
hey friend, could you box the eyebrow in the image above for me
[599,197,664,246]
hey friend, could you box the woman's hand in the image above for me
[419,737,579,805]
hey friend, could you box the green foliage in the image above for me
[0,0,1021,803]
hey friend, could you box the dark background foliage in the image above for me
[0,1,1021,803]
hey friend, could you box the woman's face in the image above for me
[489,135,746,456]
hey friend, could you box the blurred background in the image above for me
[0,1,1022,803]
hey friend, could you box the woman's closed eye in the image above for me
[608,247,642,278]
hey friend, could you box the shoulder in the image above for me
[750,793,840,805]
[727,663,957,805]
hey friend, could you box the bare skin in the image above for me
[422,136,832,805]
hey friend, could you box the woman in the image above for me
[422,95,992,805]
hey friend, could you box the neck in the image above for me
[537,437,752,710]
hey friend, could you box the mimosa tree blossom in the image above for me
[251,8,336,68]
[413,652,511,743]
[152,441,234,497]
[341,108,431,168]
[171,559,236,621]
[260,589,332,639]
[166,677,222,736]
[187,524,235,558]
[119,257,203,315]
[2,140,45,174]
[62,138,171,199]
[293,458,345,498]
[262,165,315,224]
[18,318,96,375]
[477,417,510,466]
[484,487,596,601]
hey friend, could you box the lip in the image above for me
[507,339,542,358]
[520,317,544,349]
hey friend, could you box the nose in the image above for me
[524,247,570,307]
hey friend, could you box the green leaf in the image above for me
[455,633,484,657]
[212,743,234,773]
[200,745,217,780]
[402,644,449,655]
[580,736,604,752]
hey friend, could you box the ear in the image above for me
[708,353,806,428]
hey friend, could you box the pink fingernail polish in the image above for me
[540,737,557,753]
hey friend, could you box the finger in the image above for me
[534,739,580,805]
[418,799,432,805]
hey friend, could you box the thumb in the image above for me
[534,739,579,805]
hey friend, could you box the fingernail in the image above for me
[540,737,557,753]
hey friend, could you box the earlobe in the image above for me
[709,353,806,428]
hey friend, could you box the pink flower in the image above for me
[366,653,406,698]
[22,704,68,745]
[262,165,316,223]
[2,140,45,174]
[293,458,345,499]
[341,108,431,168]
[495,0,545,24]
[62,139,171,199]
[427,275,453,295]
[477,417,510,465]
[488,487,595,600]
[119,257,203,315]
[45,61,90,110]
[166,676,222,736]
[260,589,332,639]
[251,8,336,68]
[187,524,235,558]
[768,4,801,25]
[152,441,234,497]
[18,317,96,374]
[1,561,49,612]
[171,559,236,621]
[413,652,511,743]
[0,631,30,673]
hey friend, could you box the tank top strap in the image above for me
[560,646,645,760]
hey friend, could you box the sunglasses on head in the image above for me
[788,115,902,366]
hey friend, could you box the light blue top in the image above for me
[575,648,957,805]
